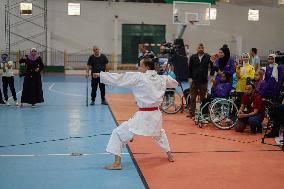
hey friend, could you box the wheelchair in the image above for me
[195,91,239,130]
[160,86,190,114]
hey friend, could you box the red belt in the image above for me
[139,107,159,111]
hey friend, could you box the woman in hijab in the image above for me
[212,47,235,83]
[264,54,283,102]
[236,53,255,93]
[254,69,266,98]
[19,48,44,107]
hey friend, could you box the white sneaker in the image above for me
[15,101,19,106]
[6,101,10,106]
[31,104,36,108]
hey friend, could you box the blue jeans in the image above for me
[236,113,264,133]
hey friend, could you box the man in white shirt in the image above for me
[1,60,18,105]
[250,48,260,71]
[94,58,178,170]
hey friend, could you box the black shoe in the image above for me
[101,100,108,105]
[0,101,5,105]
[90,101,95,106]
[265,131,278,138]
[186,112,195,118]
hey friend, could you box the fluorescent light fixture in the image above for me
[205,8,217,20]
[248,9,259,21]
[68,3,80,16]
[20,3,32,15]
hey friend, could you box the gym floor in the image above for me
[0,74,283,189]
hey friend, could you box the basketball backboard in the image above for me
[173,1,211,25]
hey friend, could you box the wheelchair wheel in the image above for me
[160,89,183,114]
[209,98,238,130]
[185,92,191,113]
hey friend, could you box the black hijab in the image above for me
[218,47,230,70]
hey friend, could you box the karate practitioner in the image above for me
[94,58,178,170]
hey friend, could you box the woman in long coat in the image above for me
[19,48,44,107]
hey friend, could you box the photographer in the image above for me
[187,43,214,118]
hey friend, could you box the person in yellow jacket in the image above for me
[235,53,255,107]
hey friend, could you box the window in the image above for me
[68,3,80,16]
[20,3,32,15]
[278,0,284,4]
[205,8,217,20]
[248,9,259,21]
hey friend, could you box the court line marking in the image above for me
[0,153,129,157]
[7,90,22,101]
[48,83,84,97]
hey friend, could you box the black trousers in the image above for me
[0,88,4,102]
[91,77,105,102]
[270,104,284,136]
[2,76,17,101]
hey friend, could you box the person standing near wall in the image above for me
[19,48,44,107]
[250,48,260,71]
[86,46,109,105]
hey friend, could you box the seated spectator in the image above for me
[254,69,267,98]
[211,72,232,98]
[200,72,232,115]
[163,64,176,104]
[235,83,265,134]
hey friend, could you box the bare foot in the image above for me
[104,163,122,170]
[167,151,175,162]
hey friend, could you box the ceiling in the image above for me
[91,0,284,6]
[218,0,284,7]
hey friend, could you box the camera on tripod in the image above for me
[163,42,176,54]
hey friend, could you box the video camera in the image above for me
[162,42,176,55]
[143,51,158,64]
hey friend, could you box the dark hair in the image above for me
[143,58,155,70]
[246,81,255,89]
[251,48,257,54]
[222,44,228,49]
[198,43,204,47]
[221,72,230,83]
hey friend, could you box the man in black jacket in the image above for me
[188,43,214,117]
[86,46,109,105]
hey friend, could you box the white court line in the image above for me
[7,90,22,101]
[0,153,129,157]
[48,83,84,97]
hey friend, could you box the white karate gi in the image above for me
[100,70,178,156]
